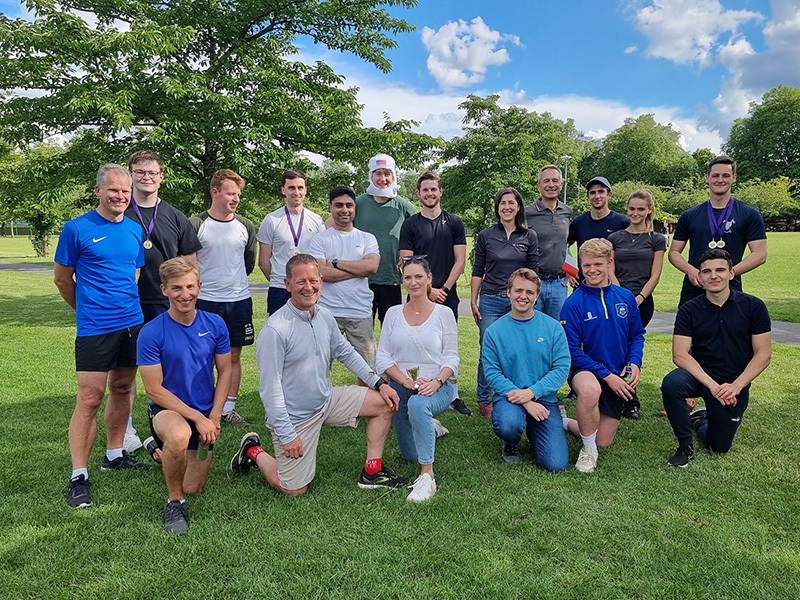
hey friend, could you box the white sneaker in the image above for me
[432,418,449,438]
[575,445,598,473]
[124,429,143,453]
[407,473,436,502]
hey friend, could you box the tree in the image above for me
[0,0,439,215]
[441,94,583,233]
[725,85,800,181]
[691,148,716,176]
[0,139,86,256]
[733,177,800,220]
[578,115,696,189]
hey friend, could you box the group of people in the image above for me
[54,150,772,534]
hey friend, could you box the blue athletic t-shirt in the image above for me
[137,310,231,414]
[54,210,145,336]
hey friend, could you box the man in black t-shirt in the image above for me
[399,171,469,415]
[123,150,202,451]
[662,249,771,468]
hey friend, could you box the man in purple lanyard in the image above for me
[123,150,202,453]
[257,170,326,316]
[669,155,767,307]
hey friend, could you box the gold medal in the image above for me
[294,249,299,255]
[717,240,726,248]
[708,240,717,249]
[144,239,153,249]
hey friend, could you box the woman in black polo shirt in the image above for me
[470,187,539,419]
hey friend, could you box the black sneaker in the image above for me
[101,451,150,470]
[142,436,162,464]
[623,400,640,420]
[502,443,521,464]
[163,500,189,534]
[449,398,472,416]
[67,475,92,508]
[668,445,695,468]
[357,465,408,489]
[690,408,708,432]
[231,432,261,475]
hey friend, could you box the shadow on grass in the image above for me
[0,291,75,327]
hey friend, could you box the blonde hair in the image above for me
[507,268,541,294]
[159,257,200,286]
[579,238,613,259]
[628,189,655,232]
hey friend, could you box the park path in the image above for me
[4,261,799,346]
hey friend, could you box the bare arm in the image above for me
[470,275,483,325]
[316,258,355,282]
[258,242,273,280]
[672,334,719,390]
[337,253,379,277]
[719,332,771,402]
[53,262,76,310]
[668,239,700,288]
[732,239,767,277]
[610,251,620,286]
[180,252,197,264]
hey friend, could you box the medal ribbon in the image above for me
[285,206,305,250]
[131,197,160,241]
[706,198,734,241]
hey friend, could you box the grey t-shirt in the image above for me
[608,230,666,296]
[524,199,572,275]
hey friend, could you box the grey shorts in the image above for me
[334,316,376,369]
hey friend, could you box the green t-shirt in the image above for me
[353,193,418,285]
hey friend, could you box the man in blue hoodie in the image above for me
[560,238,645,473]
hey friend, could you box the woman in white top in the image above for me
[375,257,459,502]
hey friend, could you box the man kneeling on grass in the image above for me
[482,268,571,470]
[230,253,407,496]
[662,249,771,468]
[560,238,645,473]
[137,258,232,534]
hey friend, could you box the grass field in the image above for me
[1,269,800,599]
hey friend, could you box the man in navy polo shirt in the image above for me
[662,249,771,468]
[54,163,150,509]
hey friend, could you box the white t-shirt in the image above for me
[307,227,379,319]
[195,216,252,302]
[257,206,325,288]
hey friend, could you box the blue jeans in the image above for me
[392,381,453,465]
[492,398,569,472]
[661,368,748,452]
[535,277,568,321]
[476,293,512,404]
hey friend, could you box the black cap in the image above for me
[586,176,612,192]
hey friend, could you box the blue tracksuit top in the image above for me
[560,282,645,380]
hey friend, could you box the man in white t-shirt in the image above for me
[257,170,326,316]
[309,186,380,373]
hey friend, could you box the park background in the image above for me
[2,0,800,597]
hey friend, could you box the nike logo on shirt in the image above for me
[92,236,107,243]
[198,331,211,337]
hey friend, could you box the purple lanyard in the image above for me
[706,198,734,240]
[285,206,305,249]
[131,197,160,240]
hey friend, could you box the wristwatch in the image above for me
[373,377,388,391]
[442,285,451,294]
[332,259,339,269]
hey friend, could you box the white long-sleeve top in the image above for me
[257,301,380,444]
[375,304,459,381]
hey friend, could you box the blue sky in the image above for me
[3,0,799,152]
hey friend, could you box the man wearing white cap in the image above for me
[353,153,418,325]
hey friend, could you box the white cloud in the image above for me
[632,0,762,66]
[421,17,521,91]
[624,46,638,54]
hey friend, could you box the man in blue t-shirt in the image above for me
[669,155,767,307]
[137,258,232,534]
[54,164,150,510]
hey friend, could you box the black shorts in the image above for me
[568,370,625,420]
[75,323,143,372]
[196,297,254,346]
[148,404,214,452]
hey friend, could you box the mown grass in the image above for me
[1,270,800,599]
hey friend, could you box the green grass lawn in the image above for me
[2,270,800,599]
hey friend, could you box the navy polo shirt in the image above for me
[673,290,770,383]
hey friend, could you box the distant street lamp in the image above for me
[562,155,571,204]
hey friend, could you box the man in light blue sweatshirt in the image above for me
[229,254,407,496]
[482,268,571,470]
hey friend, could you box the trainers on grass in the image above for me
[143,436,162,464]
[478,402,493,419]
[221,409,249,427]
[231,432,261,475]
[502,443,521,464]
[690,408,707,432]
[164,500,189,534]
[358,466,408,489]
[432,418,449,438]
[407,473,436,502]
[668,445,695,468]
[101,451,150,471]
[575,445,598,473]
[124,429,143,453]
[449,398,472,416]
[557,400,567,419]
[67,475,92,509]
